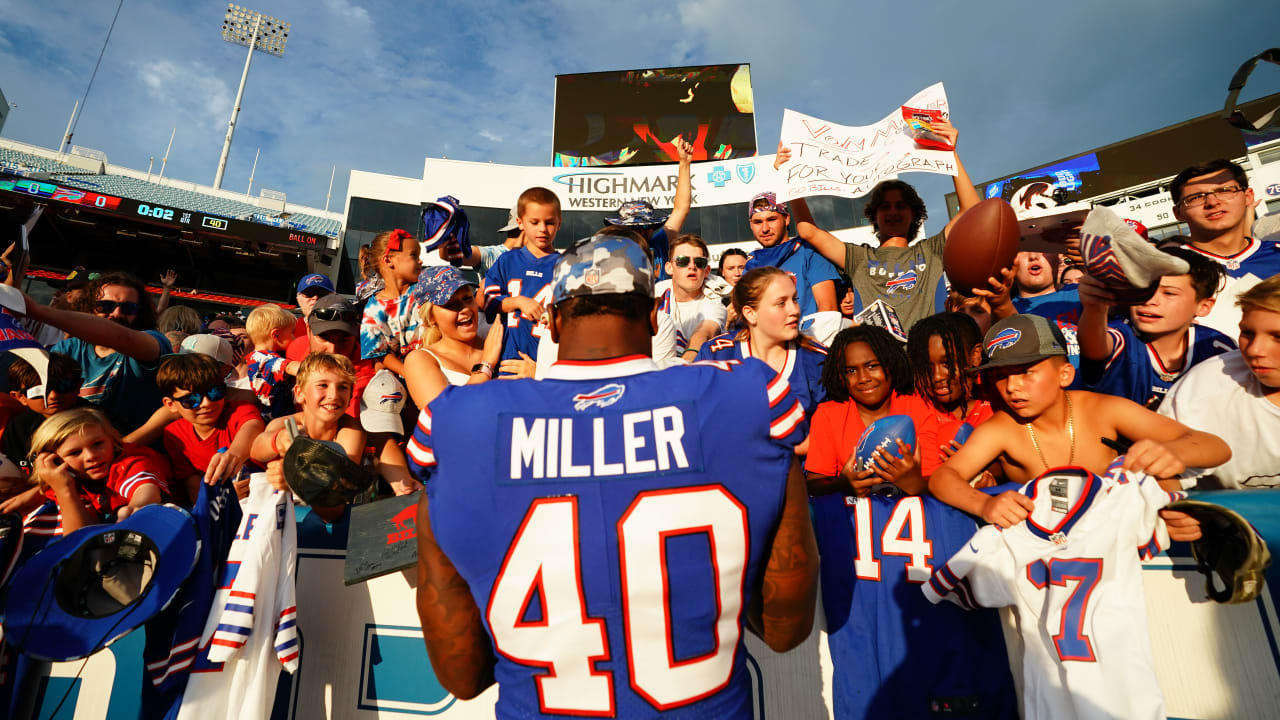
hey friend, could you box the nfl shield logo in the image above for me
[584,268,600,286]
[736,163,755,184]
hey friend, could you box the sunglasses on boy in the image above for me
[26,379,82,399]
[311,307,360,323]
[94,300,141,316]
[173,385,226,410]
[672,255,709,269]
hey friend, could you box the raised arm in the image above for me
[664,137,694,235]
[1075,275,1118,363]
[749,457,819,652]
[416,492,497,699]
[25,298,166,362]
[773,142,848,268]
[936,120,980,237]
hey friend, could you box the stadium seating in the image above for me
[1,144,341,237]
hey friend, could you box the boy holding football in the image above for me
[929,314,1230,535]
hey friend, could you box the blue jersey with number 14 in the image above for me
[407,355,805,719]
[483,247,560,363]
[812,492,1017,720]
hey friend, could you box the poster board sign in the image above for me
[777,83,958,201]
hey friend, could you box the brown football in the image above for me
[942,197,1021,297]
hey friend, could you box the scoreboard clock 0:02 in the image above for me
[136,203,177,221]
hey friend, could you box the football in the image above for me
[943,197,1021,297]
[855,415,917,471]
[947,421,975,448]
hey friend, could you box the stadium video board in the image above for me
[552,64,756,167]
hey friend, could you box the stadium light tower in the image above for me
[213,4,289,190]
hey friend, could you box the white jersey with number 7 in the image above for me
[923,460,1185,720]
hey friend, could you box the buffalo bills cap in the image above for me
[296,273,335,295]
[4,504,199,661]
[360,369,406,435]
[977,314,1067,370]
[410,265,475,308]
[551,233,654,305]
[605,200,670,228]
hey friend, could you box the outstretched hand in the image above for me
[774,140,792,170]
[160,269,178,290]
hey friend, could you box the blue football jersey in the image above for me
[1088,321,1236,408]
[695,334,827,438]
[812,492,1017,720]
[407,355,805,719]
[1013,287,1082,327]
[142,480,244,719]
[1181,236,1280,280]
[483,247,561,364]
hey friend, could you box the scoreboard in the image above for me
[0,177,330,249]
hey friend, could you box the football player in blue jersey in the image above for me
[482,187,563,377]
[1077,247,1234,408]
[696,266,827,454]
[410,230,819,718]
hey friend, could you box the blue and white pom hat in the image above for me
[4,504,199,661]
[551,233,654,305]
[605,200,670,228]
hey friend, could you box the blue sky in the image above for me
[2,0,1278,234]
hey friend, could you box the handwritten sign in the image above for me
[778,83,957,201]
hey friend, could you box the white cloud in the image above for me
[479,129,503,143]
[135,60,232,131]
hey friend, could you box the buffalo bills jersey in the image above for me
[1088,321,1235,408]
[142,479,243,719]
[483,247,560,364]
[1180,235,1280,279]
[176,475,298,720]
[924,461,1184,720]
[407,355,805,719]
[812,492,1017,720]
[1013,287,1082,327]
[695,334,826,437]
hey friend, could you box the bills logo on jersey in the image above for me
[572,383,625,411]
[886,270,918,294]
[986,328,1021,353]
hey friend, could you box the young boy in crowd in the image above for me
[482,187,562,376]
[658,233,727,361]
[1077,247,1235,408]
[159,353,265,504]
[250,352,366,523]
[246,304,302,420]
[3,353,85,477]
[930,314,1231,533]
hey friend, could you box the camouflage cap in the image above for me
[551,233,654,305]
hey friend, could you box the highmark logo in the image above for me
[707,166,731,188]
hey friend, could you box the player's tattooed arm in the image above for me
[415,493,497,699]
[751,458,820,652]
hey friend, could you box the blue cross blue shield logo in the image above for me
[707,166,731,188]
[736,163,756,184]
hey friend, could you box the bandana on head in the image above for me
[748,191,789,219]
[385,229,413,253]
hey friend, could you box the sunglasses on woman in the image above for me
[94,300,141,315]
[174,385,226,409]
[672,255,709,269]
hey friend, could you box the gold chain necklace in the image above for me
[1026,391,1075,471]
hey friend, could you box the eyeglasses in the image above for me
[1178,185,1244,208]
[94,300,140,315]
[311,307,359,323]
[173,385,226,409]
[673,255,709,269]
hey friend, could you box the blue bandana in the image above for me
[745,238,802,272]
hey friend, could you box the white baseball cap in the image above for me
[180,334,235,367]
[360,369,406,435]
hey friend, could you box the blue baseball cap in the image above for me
[4,504,199,661]
[605,200,670,228]
[551,233,654,305]
[409,265,475,307]
[296,273,335,295]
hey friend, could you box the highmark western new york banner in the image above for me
[422,154,778,212]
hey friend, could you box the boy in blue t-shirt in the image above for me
[1077,246,1235,408]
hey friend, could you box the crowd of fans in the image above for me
[0,134,1277,713]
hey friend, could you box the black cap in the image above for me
[977,314,1068,370]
